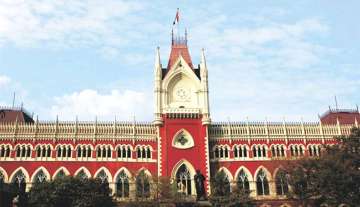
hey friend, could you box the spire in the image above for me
[155,46,161,71]
[201,48,206,66]
[200,48,208,78]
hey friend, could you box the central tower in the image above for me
[154,26,212,195]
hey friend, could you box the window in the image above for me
[96,145,112,158]
[117,145,132,159]
[15,145,32,158]
[271,145,286,158]
[136,146,151,159]
[256,169,269,195]
[234,145,248,158]
[136,170,151,198]
[33,170,48,183]
[35,145,52,158]
[116,171,130,198]
[213,145,230,159]
[76,169,89,180]
[308,145,321,157]
[175,164,192,195]
[12,170,26,194]
[96,170,109,184]
[0,171,4,184]
[56,145,72,158]
[275,170,289,195]
[0,145,11,158]
[253,145,267,158]
[76,145,92,158]
[237,169,250,192]
[290,145,304,157]
[54,169,66,180]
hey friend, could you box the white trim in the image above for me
[74,167,91,178]
[234,166,253,182]
[114,167,132,180]
[31,166,51,182]
[52,167,70,180]
[9,167,30,183]
[0,166,9,182]
[94,167,113,182]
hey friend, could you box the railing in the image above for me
[0,121,157,140]
[209,121,355,139]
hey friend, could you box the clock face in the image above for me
[175,87,191,102]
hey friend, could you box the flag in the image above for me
[173,8,179,25]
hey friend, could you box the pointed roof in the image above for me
[167,32,193,70]
[0,107,34,123]
[320,108,360,125]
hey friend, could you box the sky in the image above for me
[0,0,359,122]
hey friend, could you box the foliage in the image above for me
[27,176,115,207]
[210,170,254,207]
[286,127,360,206]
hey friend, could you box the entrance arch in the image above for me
[171,159,196,196]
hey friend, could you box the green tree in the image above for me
[28,176,115,207]
[210,170,254,207]
[286,127,360,206]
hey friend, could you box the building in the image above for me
[0,21,359,207]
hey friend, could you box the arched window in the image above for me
[96,170,108,183]
[136,170,150,198]
[275,170,289,195]
[237,169,250,192]
[256,169,269,195]
[213,170,231,196]
[12,170,26,194]
[76,169,89,180]
[54,169,66,180]
[116,171,130,198]
[0,171,5,184]
[0,145,11,158]
[33,170,47,183]
[175,164,192,195]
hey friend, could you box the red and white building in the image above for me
[0,24,359,206]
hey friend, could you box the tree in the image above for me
[286,127,360,206]
[28,176,115,207]
[209,170,254,207]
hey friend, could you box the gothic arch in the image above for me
[94,167,113,183]
[74,167,91,178]
[136,167,152,178]
[114,167,132,180]
[172,129,195,149]
[171,159,197,195]
[171,159,196,180]
[52,167,70,180]
[31,167,51,183]
[254,166,272,181]
[218,167,233,182]
[9,167,30,183]
[234,166,253,182]
[163,55,200,89]
[0,167,9,182]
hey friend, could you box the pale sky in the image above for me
[0,0,359,122]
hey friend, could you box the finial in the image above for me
[185,28,188,45]
[155,46,161,67]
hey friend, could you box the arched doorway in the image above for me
[175,164,192,195]
[171,159,196,196]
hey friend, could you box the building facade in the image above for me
[0,26,359,206]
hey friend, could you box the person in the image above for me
[194,169,206,201]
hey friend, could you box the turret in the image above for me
[200,49,211,125]
[154,47,163,125]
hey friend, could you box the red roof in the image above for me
[167,42,193,70]
[0,108,34,123]
[320,109,360,125]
